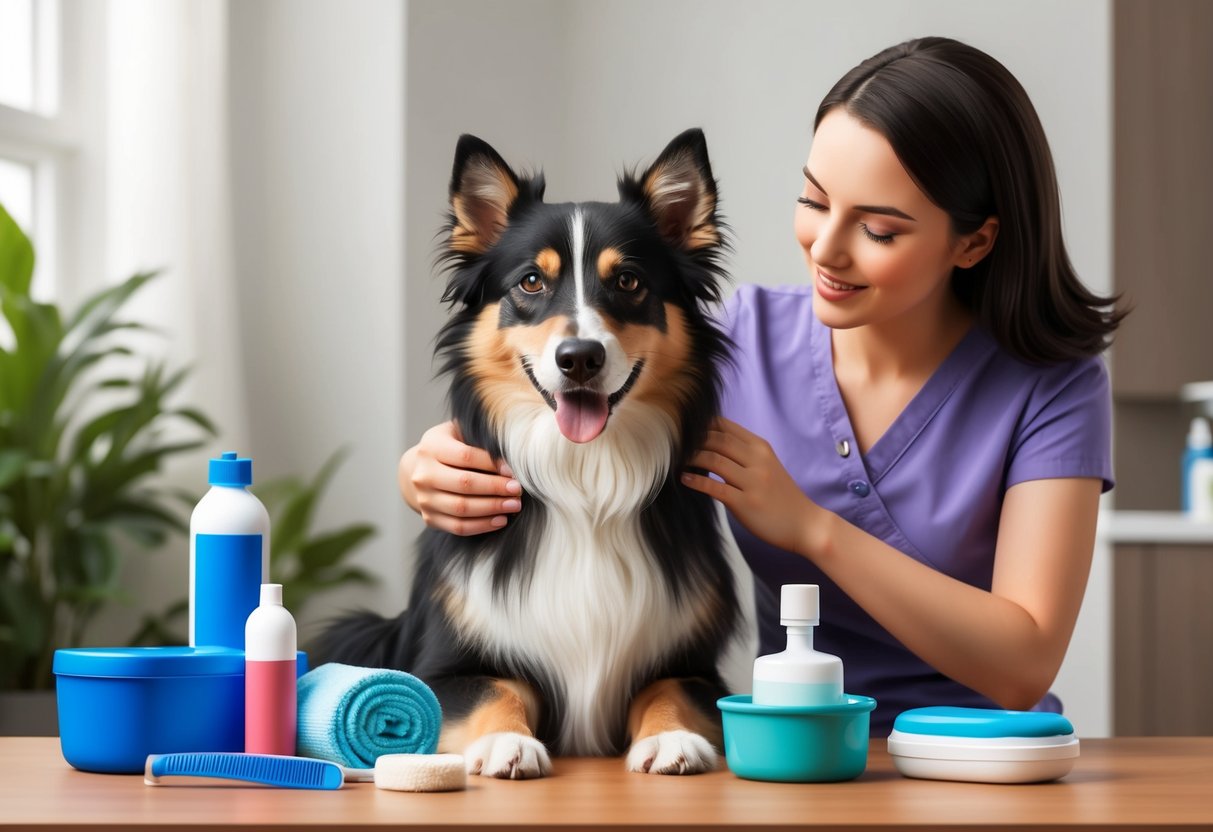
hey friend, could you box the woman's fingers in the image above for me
[424,463,521,499]
[680,469,737,503]
[686,449,746,483]
[425,423,499,473]
[422,510,512,537]
[420,491,521,522]
[409,420,523,536]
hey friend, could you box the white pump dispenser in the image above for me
[751,584,844,706]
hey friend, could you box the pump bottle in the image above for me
[752,584,844,706]
[1183,417,1213,518]
[245,583,298,755]
[189,451,270,648]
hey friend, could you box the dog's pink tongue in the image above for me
[554,391,609,443]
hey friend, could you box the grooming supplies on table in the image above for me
[55,646,245,774]
[718,583,874,783]
[373,753,468,792]
[145,752,373,789]
[245,584,298,756]
[887,706,1080,783]
[191,451,270,649]
[143,751,465,792]
[717,693,876,782]
[54,646,310,774]
[752,584,843,706]
[295,662,443,769]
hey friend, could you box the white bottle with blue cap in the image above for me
[189,452,270,649]
[752,584,844,706]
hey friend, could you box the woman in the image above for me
[398,37,1124,734]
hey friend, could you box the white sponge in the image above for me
[373,753,467,792]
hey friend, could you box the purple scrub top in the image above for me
[718,284,1113,736]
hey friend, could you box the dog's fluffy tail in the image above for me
[311,610,403,669]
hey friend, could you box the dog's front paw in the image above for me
[464,732,552,780]
[625,730,718,775]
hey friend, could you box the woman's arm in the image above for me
[398,421,522,536]
[682,417,1100,710]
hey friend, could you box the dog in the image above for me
[320,129,746,779]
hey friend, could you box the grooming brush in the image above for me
[144,752,375,789]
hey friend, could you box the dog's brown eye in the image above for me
[616,272,641,293]
[520,273,544,294]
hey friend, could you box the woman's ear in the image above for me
[955,216,999,268]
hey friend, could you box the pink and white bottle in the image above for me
[244,583,297,755]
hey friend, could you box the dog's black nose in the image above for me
[556,338,606,384]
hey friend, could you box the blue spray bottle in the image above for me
[189,452,270,648]
[1182,417,1213,514]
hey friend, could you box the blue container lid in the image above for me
[53,646,246,678]
[893,706,1073,738]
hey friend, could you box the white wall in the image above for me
[403,0,1113,734]
[227,0,407,641]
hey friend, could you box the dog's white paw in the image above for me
[625,730,718,775]
[464,732,552,780]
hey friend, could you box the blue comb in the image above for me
[144,752,369,789]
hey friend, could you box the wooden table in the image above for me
[2,737,1211,830]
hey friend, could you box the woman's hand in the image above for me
[681,417,823,557]
[398,421,522,536]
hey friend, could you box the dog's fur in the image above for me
[319,130,742,778]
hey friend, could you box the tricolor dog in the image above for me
[321,130,745,778]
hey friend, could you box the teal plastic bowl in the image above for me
[717,693,877,782]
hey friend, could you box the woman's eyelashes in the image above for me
[860,224,896,244]
[797,197,899,245]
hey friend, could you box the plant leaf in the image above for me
[0,449,29,489]
[0,202,35,296]
[272,448,350,557]
[296,524,377,572]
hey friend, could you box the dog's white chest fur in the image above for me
[449,403,710,755]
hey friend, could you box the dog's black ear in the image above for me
[448,135,524,256]
[624,128,721,252]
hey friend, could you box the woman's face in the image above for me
[794,109,977,333]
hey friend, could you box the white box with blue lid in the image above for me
[887,706,1079,784]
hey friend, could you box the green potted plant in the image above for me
[1,203,382,735]
[0,203,217,707]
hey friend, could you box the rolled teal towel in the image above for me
[296,662,442,769]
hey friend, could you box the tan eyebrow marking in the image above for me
[535,248,561,280]
[597,247,624,280]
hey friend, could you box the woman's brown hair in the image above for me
[817,37,1126,364]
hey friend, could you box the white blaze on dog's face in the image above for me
[444,131,724,446]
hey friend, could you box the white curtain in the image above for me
[86,0,250,645]
[104,0,250,456]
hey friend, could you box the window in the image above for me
[0,0,66,301]
[0,0,36,112]
[0,157,34,232]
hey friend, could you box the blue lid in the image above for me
[209,451,252,486]
[893,706,1073,738]
[53,646,246,678]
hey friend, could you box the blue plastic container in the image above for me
[717,693,876,782]
[54,647,309,774]
[888,706,1080,783]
